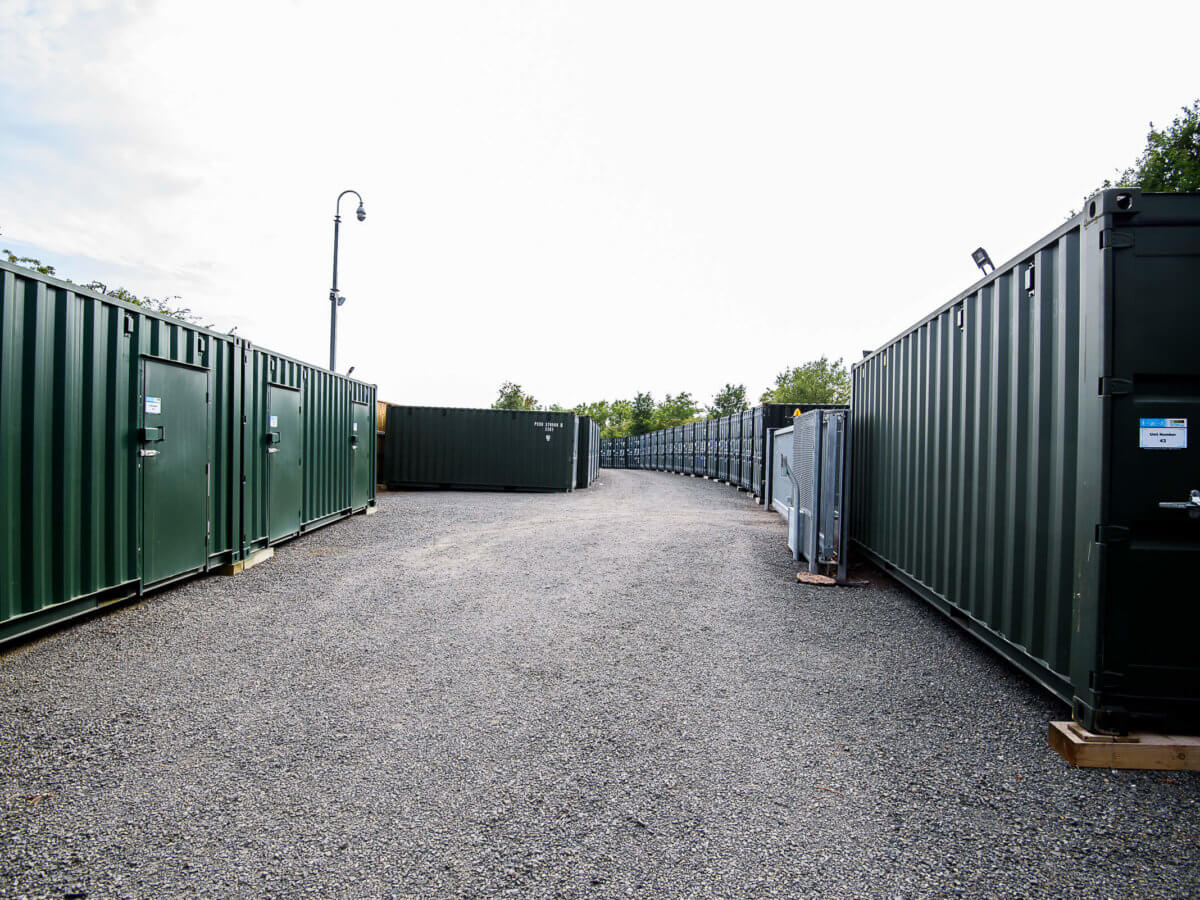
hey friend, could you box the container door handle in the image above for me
[1158,489,1200,511]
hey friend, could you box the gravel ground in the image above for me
[1,469,1198,899]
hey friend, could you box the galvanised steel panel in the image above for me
[0,261,242,645]
[575,416,598,487]
[611,435,626,469]
[753,404,847,498]
[600,438,613,468]
[852,188,1200,734]
[384,406,577,490]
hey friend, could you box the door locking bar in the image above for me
[1159,489,1200,511]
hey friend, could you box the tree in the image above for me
[492,381,538,410]
[1107,99,1200,193]
[707,383,747,418]
[2,248,207,325]
[629,392,655,435]
[2,249,55,276]
[653,392,700,429]
[605,399,634,437]
[759,357,850,405]
[573,400,612,431]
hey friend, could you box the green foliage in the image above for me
[759,357,850,405]
[1108,100,1200,193]
[572,400,612,432]
[652,391,701,429]
[707,383,747,418]
[3,249,56,275]
[105,287,209,326]
[629,392,655,435]
[605,399,634,438]
[492,381,538,410]
[2,249,207,325]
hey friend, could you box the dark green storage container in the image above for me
[242,345,376,555]
[0,260,376,647]
[382,406,577,491]
[736,409,754,490]
[681,422,694,475]
[717,415,731,481]
[852,188,1200,734]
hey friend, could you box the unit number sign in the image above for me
[1139,418,1187,450]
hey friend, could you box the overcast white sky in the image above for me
[2,1,1197,408]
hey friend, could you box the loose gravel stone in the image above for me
[1,470,1197,898]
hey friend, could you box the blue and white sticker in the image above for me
[145,396,161,415]
[269,415,278,428]
[1139,418,1187,449]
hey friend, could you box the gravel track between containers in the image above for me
[2,470,1198,899]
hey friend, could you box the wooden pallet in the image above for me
[215,547,274,577]
[1049,721,1200,770]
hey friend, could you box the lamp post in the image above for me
[329,189,366,371]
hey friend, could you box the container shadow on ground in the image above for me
[1,469,1197,898]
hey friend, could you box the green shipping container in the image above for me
[382,406,578,491]
[241,345,376,556]
[852,188,1200,734]
[0,260,376,647]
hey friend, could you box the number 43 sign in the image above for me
[1139,418,1188,450]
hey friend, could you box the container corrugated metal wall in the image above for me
[241,346,376,554]
[383,406,577,490]
[737,409,754,490]
[0,260,376,646]
[852,188,1200,733]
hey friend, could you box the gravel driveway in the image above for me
[2,470,1197,898]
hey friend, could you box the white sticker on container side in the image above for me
[270,415,279,428]
[1139,418,1187,449]
[145,396,161,414]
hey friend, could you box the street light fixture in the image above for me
[329,189,366,371]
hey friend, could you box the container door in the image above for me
[267,385,302,541]
[351,401,372,509]
[142,359,208,585]
[1102,223,1200,715]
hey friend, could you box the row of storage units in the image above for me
[599,404,843,503]
[377,406,599,492]
[0,260,377,647]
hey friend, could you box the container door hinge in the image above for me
[1098,376,1132,396]
[1095,524,1130,544]
[1100,230,1134,250]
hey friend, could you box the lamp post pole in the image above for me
[329,189,365,371]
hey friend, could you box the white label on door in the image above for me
[145,396,161,414]
[353,422,358,432]
[1139,418,1187,449]
[270,415,278,428]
